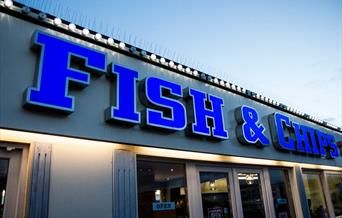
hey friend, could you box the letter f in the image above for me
[25,31,106,113]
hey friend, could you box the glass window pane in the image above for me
[0,159,9,218]
[137,160,188,218]
[269,168,295,218]
[302,172,328,218]
[200,172,232,218]
[327,174,342,216]
[238,172,265,218]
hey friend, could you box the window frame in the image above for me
[322,170,342,218]
[0,141,30,218]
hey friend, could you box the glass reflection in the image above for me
[303,172,328,218]
[238,172,265,218]
[137,160,188,218]
[269,169,295,218]
[200,172,232,218]
[327,174,342,216]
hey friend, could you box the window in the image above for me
[302,172,328,218]
[137,160,189,218]
[326,174,342,217]
[200,172,233,218]
[269,168,295,218]
[237,171,266,218]
[0,159,9,218]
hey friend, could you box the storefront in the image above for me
[1,1,342,218]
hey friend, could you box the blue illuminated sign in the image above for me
[139,77,187,131]
[24,31,340,159]
[269,113,339,159]
[185,88,229,140]
[25,31,106,113]
[105,64,140,124]
[235,105,270,147]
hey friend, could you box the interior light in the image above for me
[1,190,5,205]
[155,189,161,201]
[209,180,216,191]
[177,64,183,70]
[185,67,191,73]
[4,0,13,8]
[213,78,219,84]
[245,174,254,185]
[193,70,199,76]
[68,23,76,31]
[160,57,166,64]
[119,42,125,49]
[180,187,186,195]
[53,17,62,26]
[169,61,175,67]
[95,33,102,40]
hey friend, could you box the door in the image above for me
[233,168,274,218]
[0,146,23,218]
[197,166,237,218]
[195,166,275,218]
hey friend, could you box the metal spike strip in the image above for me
[1,0,341,132]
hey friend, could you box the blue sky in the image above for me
[18,0,342,126]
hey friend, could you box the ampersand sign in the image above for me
[235,105,270,147]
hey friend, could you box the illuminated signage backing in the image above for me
[24,31,339,159]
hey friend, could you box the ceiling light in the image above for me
[150,54,157,60]
[95,33,102,40]
[4,0,13,8]
[21,6,31,14]
[119,42,125,49]
[82,28,89,36]
[68,23,76,31]
[107,38,114,45]
[53,17,62,26]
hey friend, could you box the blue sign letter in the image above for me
[292,123,312,154]
[315,130,338,158]
[304,126,321,156]
[139,77,186,131]
[316,130,328,157]
[269,113,295,151]
[185,88,228,140]
[25,31,106,113]
[326,134,339,159]
[105,64,140,124]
